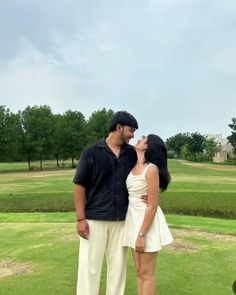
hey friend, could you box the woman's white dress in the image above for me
[123,163,174,252]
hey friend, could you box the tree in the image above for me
[20,105,55,170]
[0,106,22,162]
[181,132,205,161]
[180,144,190,160]
[203,138,219,161]
[86,108,114,145]
[227,117,236,154]
[187,132,205,154]
[5,112,22,161]
[52,114,64,167]
[0,105,9,161]
[60,110,87,167]
[166,133,190,157]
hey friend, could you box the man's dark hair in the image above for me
[109,111,138,132]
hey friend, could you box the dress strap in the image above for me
[141,163,155,176]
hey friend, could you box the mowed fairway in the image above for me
[0,214,235,295]
[0,169,74,212]
[0,160,236,294]
[164,160,236,218]
[0,159,236,217]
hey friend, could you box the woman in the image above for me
[123,134,173,295]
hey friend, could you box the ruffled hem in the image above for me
[123,206,174,252]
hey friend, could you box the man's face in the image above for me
[119,125,136,144]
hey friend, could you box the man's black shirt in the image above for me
[73,138,137,221]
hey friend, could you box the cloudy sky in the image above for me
[0,0,235,141]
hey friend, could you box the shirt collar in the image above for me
[96,137,107,148]
[96,137,131,152]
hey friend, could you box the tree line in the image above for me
[0,105,114,169]
[166,118,236,162]
[166,132,219,161]
[1,104,235,168]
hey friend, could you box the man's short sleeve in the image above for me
[73,148,92,187]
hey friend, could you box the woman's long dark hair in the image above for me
[144,134,171,191]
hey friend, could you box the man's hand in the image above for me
[141,194,148,205]
[77,219,90,240]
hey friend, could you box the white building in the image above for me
[204,134,234,163]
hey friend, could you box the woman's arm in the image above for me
[135,165,159,252]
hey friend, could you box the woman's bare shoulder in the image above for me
[146,163,159,176]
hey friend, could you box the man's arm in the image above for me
[74,184,89,240]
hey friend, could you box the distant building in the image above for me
[204,134,234,163]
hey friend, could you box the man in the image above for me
[73,111,138,295]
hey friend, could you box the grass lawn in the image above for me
[0,213,235,295]
[0,212,236,236]
[1,160,235,294]
[0,160,75,172]
[0,160,236,217]
[0,169,74,212]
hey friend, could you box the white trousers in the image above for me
[76,220,127,295]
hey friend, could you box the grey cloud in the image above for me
[0,0,236,138]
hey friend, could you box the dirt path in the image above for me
[0,261,34,279]
[167,228,236,253]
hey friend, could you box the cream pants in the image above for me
[76,220,127,295]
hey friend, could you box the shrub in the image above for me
[167,151,175,159]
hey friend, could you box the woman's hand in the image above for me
[135,235,145,253]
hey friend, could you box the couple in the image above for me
[73,111,173,295]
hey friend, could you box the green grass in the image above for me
[1,159,236,218]
[166,214,236,235]
[0,160,76,172]
[160,191,236,218]
[0,212,76,223]
[0,169,74,212]
[0,162,29,171]
[1,160,235,294]
[0,212,236,236]
[0,214,235,295]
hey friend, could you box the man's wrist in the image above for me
[77,217,86,222]
[139,232,146,237]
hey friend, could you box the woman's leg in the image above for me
[131,249,143,295]
[140,252,158,295]
[131,250,158,295]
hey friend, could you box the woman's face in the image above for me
[135,136,148,151]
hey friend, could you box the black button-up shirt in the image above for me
[73,138,137,221]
